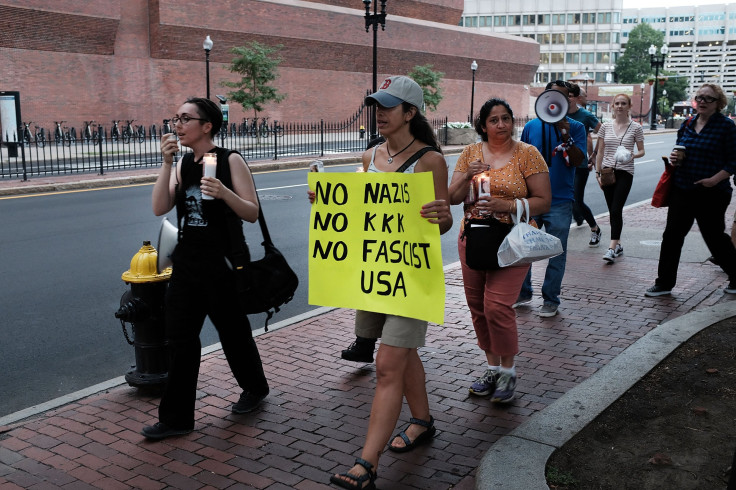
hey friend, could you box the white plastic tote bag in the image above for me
[497,198,563,267]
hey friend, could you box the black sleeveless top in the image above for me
[174,147,245,255]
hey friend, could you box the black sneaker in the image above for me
[232,390,268,414]
[645,284,672,297]
[141,422,193,441]
[341,337,376,363]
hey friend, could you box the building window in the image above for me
[550,72,564,81]
[494,15,506,26]
[596,52,611,63]
[508,15,521,26]
[551,53,564,63]
[552,14,565,25]
[699,13,725,21]
[568,13,581,25]
[566,33,581,44]
[523,14,535,25]
[582,13,596,24]
[540,53,550,63]
[581,52,595,64]
[551,33,565,44]
[582,33,596,44]
[597,32,611,44]
[479,16,492,27]
[521,33,536,40]
[598,12,612,24]
[463,16,478,27]
[538,33,551,44]
[566,53,580,63]
[699,26,726,35]
[613,12,621,23]
[612,32,620,43]
[540,14,550,25]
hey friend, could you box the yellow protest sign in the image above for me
[308,172,445,324]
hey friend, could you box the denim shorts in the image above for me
[354,310,427,348]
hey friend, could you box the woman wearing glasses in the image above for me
[143,97,270,440]
[646,84,736,297]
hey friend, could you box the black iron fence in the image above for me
[0,111,548,180]
[0,110,457,180]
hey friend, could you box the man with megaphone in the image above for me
[514,80,586,318]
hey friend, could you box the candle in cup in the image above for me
[202,153,217,200]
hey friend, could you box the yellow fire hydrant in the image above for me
[115,241,172,388]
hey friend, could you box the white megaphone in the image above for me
[156,217,178,273]
[535,89,570,124]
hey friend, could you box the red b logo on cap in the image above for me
[380,79,392,90]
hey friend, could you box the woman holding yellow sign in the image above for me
[321,76,452,490]
[448,98,550,405]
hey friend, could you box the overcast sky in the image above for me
[622,0,714,7]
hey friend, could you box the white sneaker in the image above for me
[603,248,616,263]
[588,228,602,247]
[613,244,624,257]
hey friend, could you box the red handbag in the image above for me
[651,157,674,208]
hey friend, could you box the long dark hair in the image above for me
[474,98,514,142]
[185,97,223,137]
[403,102,442,154]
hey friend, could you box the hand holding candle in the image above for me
[201,153,217,200]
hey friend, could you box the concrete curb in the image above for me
[475,301,736,490]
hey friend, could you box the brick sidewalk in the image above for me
[1,196,735,489]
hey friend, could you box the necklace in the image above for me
[386,138,415,163]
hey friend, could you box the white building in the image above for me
[623,4,736,96]
[461,1,736,96]
[461,0,624,86]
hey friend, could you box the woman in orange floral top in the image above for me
[448,98,551,403]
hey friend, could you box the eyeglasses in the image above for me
[171,115,209,125]
[694,95,717,104]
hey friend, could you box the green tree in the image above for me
[407,64,444,112]
[222,41,285,118]
[615,23,664,84]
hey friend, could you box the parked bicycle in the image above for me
[21,122,46,147]
[82,121,101,143]
[273,120,285,138]
[110,120,122,142]
[238,117,251,137]
[122,120,145,144]
[258,117,271,138]
[54,121,76,146]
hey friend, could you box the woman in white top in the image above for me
[594,93,645,263]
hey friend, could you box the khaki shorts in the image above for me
[354,310,428,349]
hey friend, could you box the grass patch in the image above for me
[546,466,577,488]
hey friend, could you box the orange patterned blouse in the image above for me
[455,141,548,225]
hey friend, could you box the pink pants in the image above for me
[458,234,529,357]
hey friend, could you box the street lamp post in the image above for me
[648,43,668,130]
[364,0,387,140]
[469,60,478,123]
[639,82,645,124]
[203,35,213,100]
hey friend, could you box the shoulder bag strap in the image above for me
[395,146,435,173]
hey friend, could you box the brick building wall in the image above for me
[0,0,539,136]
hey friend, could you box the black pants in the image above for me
[601,169,634,241]
[572,166,597,228]
[656,186,736,289]
[159,244,269,429]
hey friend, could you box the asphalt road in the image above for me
[0,131,678,417]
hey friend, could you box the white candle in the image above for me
[202,153,217,200]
